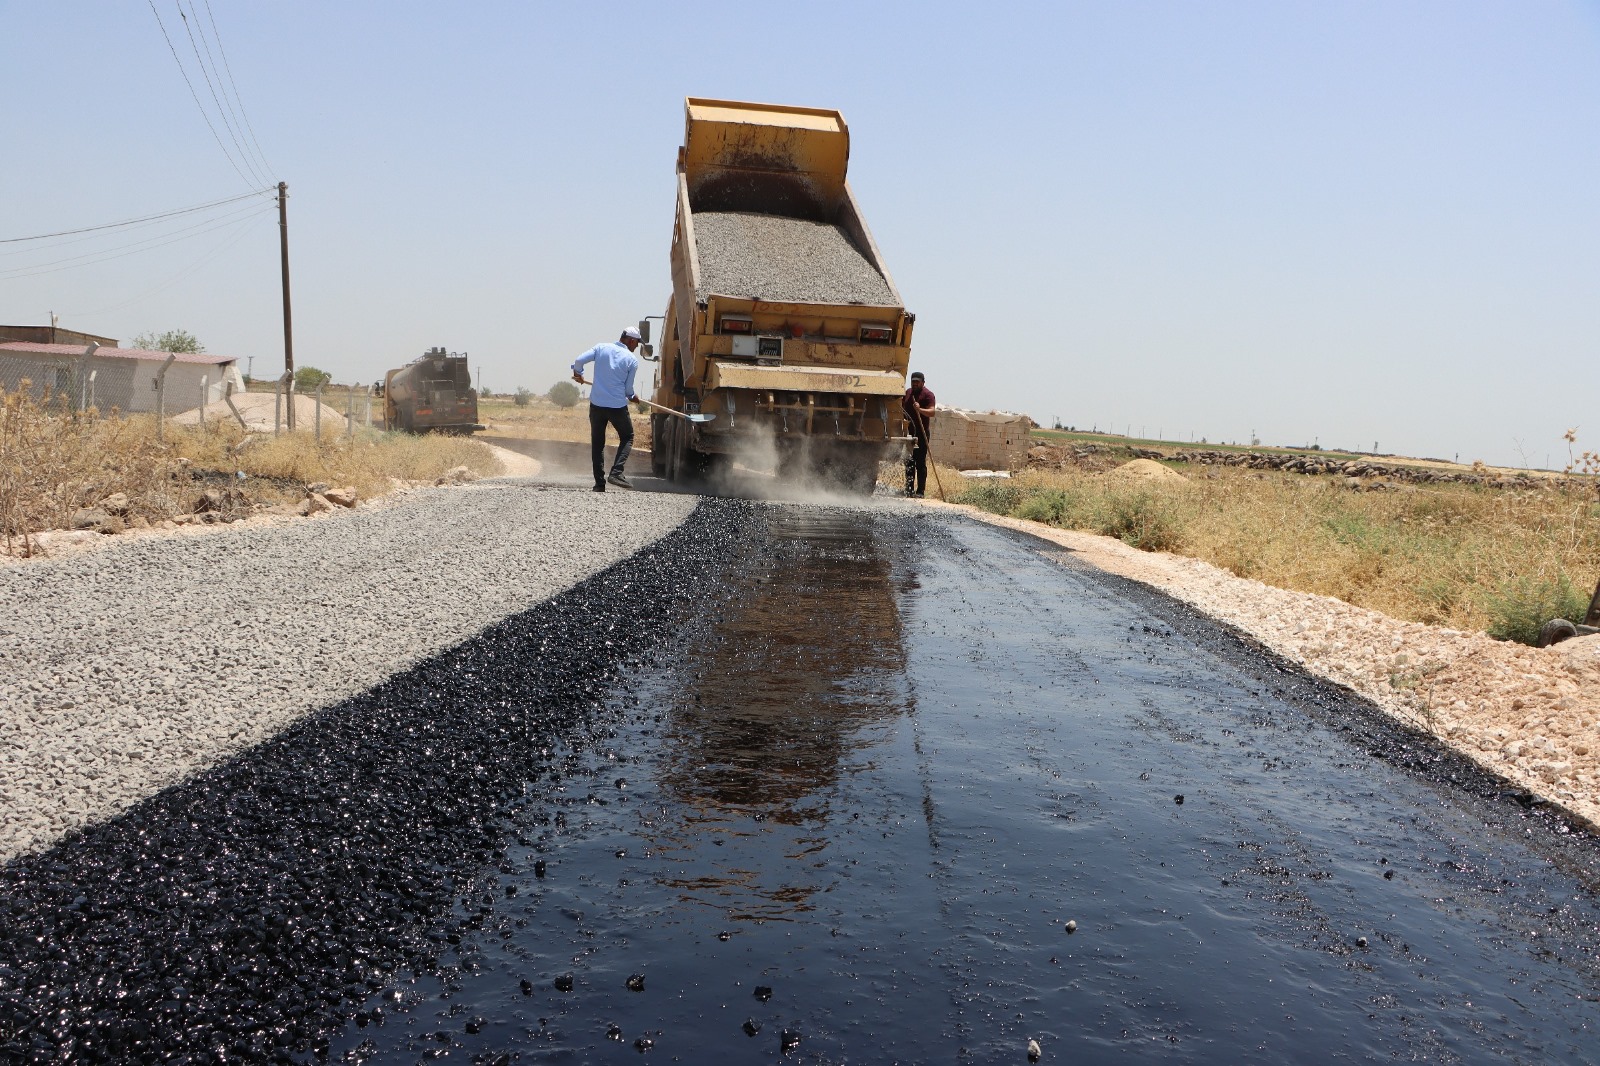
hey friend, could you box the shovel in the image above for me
[638,396,716,423]
[577,378,716,423]
[910,413,947,501]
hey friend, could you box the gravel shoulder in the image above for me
[937,501,1600,829]
[0,477,695,863]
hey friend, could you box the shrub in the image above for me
[547,381,580,408]
[1014,487,1080,526]
[513,387,533,407]
[953,480,1022,515]
[1096,491,1184,552]
[131,329,204,354]
[1483,573,1588,645]
[294,366,332,392]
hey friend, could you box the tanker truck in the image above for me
[384,348,484,435]
[648,98,916,491]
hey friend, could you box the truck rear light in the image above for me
[720,315,753,334]
[860,325,893,343]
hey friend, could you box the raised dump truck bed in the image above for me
[650,98,916,490]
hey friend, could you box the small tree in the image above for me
[131,329,204,354]
[513,387,533,407]
[294,366,332,391]
[547,380,579,408]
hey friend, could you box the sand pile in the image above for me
[170,393,352,433]
[1106,458,1188,483]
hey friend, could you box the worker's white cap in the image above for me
[621,327,642,341]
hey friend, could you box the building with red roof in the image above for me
[0,340,244,415]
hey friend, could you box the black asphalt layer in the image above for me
[2,499,1598,1065]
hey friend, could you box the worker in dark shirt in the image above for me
[902,371,936,497]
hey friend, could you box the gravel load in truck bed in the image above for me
[693,211,899,306]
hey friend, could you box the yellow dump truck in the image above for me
[648,98,916,490]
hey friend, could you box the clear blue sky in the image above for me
[5,1,1597,468]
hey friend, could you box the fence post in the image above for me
[199,374,208,427]
[86,370,97,415]
[315,383,324,441]
[274,377,283,436]
[224,381,248,429]
[364,385,373,428]
[154,355,177,441]
[346,386,355,439]
[75,342,98,413]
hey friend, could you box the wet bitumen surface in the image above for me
[3,498,1600,1063]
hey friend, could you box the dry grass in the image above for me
[952,462,1599,640]
[1,385,503,553]
[479,397,652,449]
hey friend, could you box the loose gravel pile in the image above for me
[693,211,898,306]
[0,479,696,863]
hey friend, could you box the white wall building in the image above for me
[0,342,245,414]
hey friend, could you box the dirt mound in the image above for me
[1106,458,1188,484]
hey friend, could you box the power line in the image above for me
[62,215,265,318]
[201,0,274,178]
[0,200,270,278]
[0,193,267,259]
[0,203,272,281]
[175,0,266,186]
[146,0,258,188]
[0,188,271,244]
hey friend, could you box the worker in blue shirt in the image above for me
[571,327,642,491]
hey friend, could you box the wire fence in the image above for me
[0,356,381,440]
[0,354,142,416]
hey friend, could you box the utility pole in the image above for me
[278,181,296,429]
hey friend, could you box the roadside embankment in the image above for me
[0,479,696,862]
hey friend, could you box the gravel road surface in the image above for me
[693,211,898,305]
[0,478,696,863]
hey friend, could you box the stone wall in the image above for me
[927,408,1033,470]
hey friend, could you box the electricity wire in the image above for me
[0,188,272,245]
[146,0,258,189]
[176,0,267,186]
[200,0,274,178]
[0,203,272,281]
[61,214,266,318]
[0,200,269,277]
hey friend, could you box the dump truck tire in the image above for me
[651,415,668,477]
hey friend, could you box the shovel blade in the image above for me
[684,413,716,423]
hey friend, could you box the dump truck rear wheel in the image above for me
[650,415,667,477]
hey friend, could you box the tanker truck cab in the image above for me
[649,97,917,490]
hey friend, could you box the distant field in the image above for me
[949,443,1598,643]
[1028,427,1551,478]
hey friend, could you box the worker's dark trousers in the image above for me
[589,404,633,486]
[904,441,928,496]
